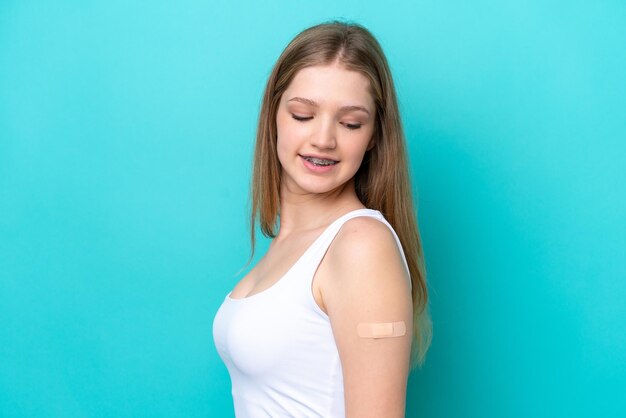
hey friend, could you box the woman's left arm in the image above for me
[322,217,413,418]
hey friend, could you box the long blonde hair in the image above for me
[249,21,432,370]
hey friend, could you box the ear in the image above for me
[366,136,376,151]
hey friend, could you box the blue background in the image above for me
[1,1,625,417]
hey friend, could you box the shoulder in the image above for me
[328,215,407,278]
[321,214,411,311]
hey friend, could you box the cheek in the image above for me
[275,113,289,164]
[349,131,375,159]
[276,133,288,166]
[276,123,291,154]
[275,131,299,170]
[276,115,302,156]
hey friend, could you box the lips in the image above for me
[299,154,339,166]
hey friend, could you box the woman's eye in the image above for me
[343,122,362,130]
[292,114,313,122]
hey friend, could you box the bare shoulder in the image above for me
[332,216,402,261]
[322,215,411,311]
[325,216,409,290]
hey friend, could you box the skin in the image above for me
[230,63,412,417]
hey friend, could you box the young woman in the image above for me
[213,21,432,418]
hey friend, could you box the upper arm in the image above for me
[321,217,413,418]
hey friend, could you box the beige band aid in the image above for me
[357,321,406,339]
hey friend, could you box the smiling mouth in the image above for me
[301,156,338,166]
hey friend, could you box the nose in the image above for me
[309,117,336,149]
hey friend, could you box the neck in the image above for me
[277,178,366,237]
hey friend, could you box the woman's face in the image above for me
[276,64,376,197]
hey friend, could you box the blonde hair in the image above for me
[249,20,432,370]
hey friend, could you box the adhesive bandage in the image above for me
[357,321,406,339]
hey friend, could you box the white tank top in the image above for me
[212,208,411,418]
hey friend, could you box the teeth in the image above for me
[305,157,337,166]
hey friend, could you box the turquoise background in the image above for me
[1,0,624,417]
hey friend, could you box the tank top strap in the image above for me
[303,208,412,291]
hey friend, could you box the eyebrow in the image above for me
[287,96,371,115]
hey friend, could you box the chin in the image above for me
[281,169,355,196]
[300,179,351,195]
